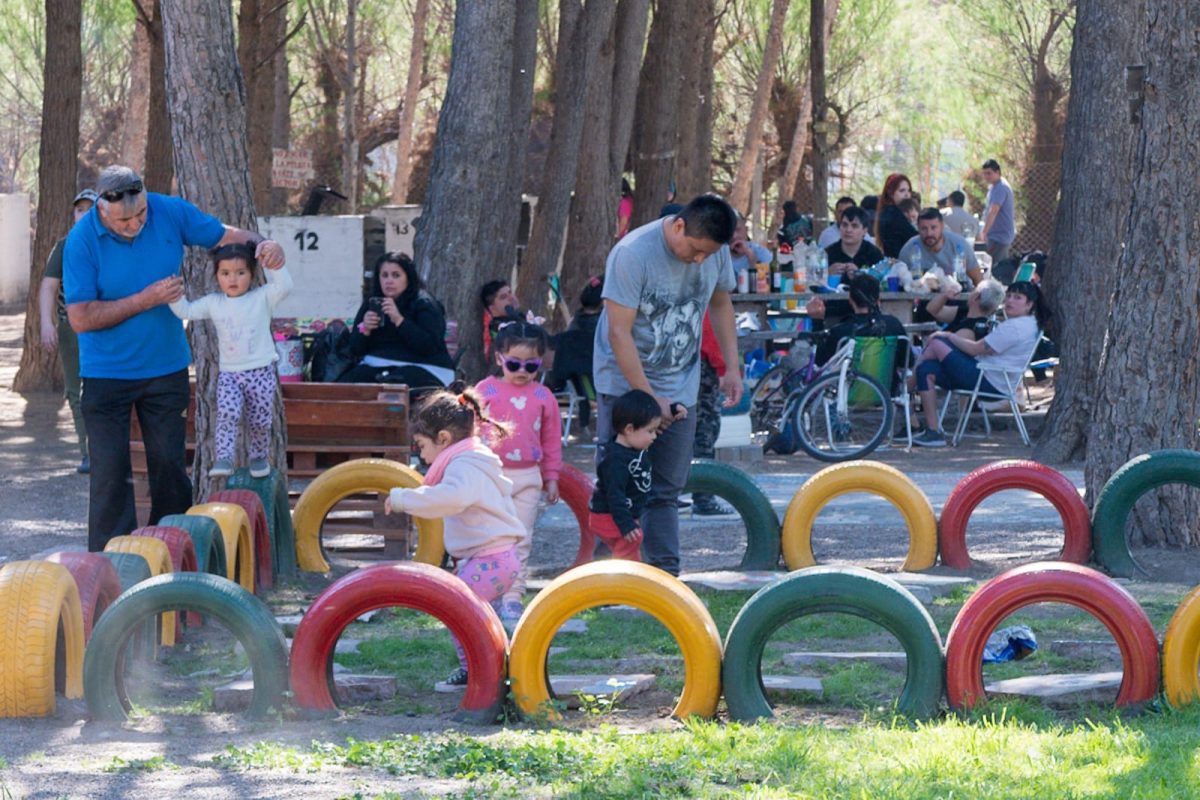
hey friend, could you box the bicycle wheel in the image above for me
[749,365,804,436]
[793,371,892,462]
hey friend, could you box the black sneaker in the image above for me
[445,667,469,686]
[912,429,947,448]
[76,457,90,474]
[692,497,736,516]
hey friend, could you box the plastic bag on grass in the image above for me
[982,624,1038,663]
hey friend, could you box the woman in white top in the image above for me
[911,281,1048,447]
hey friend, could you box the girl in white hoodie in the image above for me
[385,387,524,687]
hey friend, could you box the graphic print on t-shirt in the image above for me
[628,448,652,496]
[638,285,704,373]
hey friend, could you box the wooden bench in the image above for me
[131,381,416,558]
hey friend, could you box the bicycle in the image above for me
[749,330,894,462]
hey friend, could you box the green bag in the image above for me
[850,336,898,407]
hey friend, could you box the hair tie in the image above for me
[457,394,469,407]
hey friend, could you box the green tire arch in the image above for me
[684,459,781,570]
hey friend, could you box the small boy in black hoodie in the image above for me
[588,389,661,560]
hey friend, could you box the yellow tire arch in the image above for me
[781,461,938,572]
[508,561,723,721]
[186,503,255,593]
[1163,584,1200,708]
[0,561,84,716]
[103,536,178,646]
[292,458,445,572]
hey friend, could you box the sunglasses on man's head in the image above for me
[503,358,542,374]
[101,180,144,203]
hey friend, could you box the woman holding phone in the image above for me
[339,251,455,388]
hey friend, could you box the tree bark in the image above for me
[728,0,790,214]
[674,0,716,202]
[1084,0,1200,548]
[414,0,529,379]
[523,0,616,320]
[270,7,291,213]
[777,0,838,217]
[808,0,829,230]
[143,0,174,193]
[341,0,359,212]
[160,0,285,500]
[559,0,649,317]
[13,0,82,394]
[121,0,152,172]
[1034,0,1142,465]
[631,0,690,228]
[237,0,284,215]
[389,0,430,205]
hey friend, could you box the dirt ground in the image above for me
[3,306,1199,798]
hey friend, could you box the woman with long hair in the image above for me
[874,173,919,258]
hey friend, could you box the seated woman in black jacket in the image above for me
[339,252,454,388]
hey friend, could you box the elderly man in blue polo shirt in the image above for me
[64,165,285,552]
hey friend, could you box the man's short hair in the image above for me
[917,207,943,223]
[835,196,855,209]
[480,280,509,309]
[678,193,737,245]
[897,198,920,215]
[95,165,145,211]
[860,195,878,211]
[948,190,966,207]
[982,159,1001,173]
[839,206,868,227]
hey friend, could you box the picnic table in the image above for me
[733,291,927,326]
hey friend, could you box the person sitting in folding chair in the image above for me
[911,281,1049,447]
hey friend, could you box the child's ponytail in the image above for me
[413,384,512,444]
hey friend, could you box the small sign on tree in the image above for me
[272,148,314,189]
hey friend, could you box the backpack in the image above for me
[306,325,355,382]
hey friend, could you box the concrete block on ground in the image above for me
[214,673,395,710]
[679,571,783,592]
[984,671,1123,701]
[891,573,975,598]
[275,614,303,636]
[557,618,588,634]
[1050,640,1120,660]
[761,675,824,697]
[551,674,656,708]
[783,651,906,670]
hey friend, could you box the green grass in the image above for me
[214,709,1200,798]
[100,755,176,774]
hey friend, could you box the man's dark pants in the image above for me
[81,368,191,552]
[596,392,698,576]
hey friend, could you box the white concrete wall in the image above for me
[0,194,31,305]
[259,215,370,319]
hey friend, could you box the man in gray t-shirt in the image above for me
[980,159,1016,263]
[899,208,981,286]
[592,194,741,575]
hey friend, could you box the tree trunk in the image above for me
[389,0,430,205]
[121,0,152,171]
[1084,0,1200,548]
[270,7,291,213]
[728,0,790,214]
[341,0,359,212]
[523,0,617,320]
[414,0,528,379]
[12,0,82,394]
[777,0,838,217]
[160,0,285,500]
[674,0,715,202]
[630,0,688,227]
[1034,0,1142,464]
[237,0,284,215]
[143,0,174,193]
[808,0,829,230]
[608,0,650,181]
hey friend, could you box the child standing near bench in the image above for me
[385,389,524,687]
[169,243,292,477]
[475,322,562,625]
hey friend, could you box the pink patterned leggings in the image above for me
[452,545,521,668]
[216,365,275,462]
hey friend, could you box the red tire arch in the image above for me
[209,489,273,590]
[945,562,1159,709]
[559,464,597,567]
[42,552,122,643]
[290,562,508,724]
[132,526,202,626]
[939,460,1091,569]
